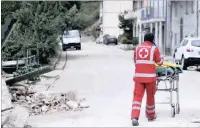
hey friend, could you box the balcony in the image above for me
[124,6,166,23]
[124,8,141,20]
[140,7,166,23]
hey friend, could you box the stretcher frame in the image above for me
[156,65,180,117]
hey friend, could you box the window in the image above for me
[175,2,178,17]
[133,1,137,11]
[141,1,144,8]
[182,40,188,46]
[180,17,183,42]
[175,33,177,46]
[64,30,80,38]
[191,40,200,47]
[185,1,188,14]
[138,1,144,9]
[191,0,194,13]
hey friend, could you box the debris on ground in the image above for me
[2,105,29,128]
[9,86,89,116]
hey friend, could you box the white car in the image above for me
[96,35,103,44]
[173,37,200,70]
[62,30,81,51]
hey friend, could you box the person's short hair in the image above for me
[144,32,154,43]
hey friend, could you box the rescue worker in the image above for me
[131,32,164,126]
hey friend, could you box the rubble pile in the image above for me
[9,86,89,116]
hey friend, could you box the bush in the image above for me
[118,34,123,41]
[120,36,133,44]
[132,37,139,46]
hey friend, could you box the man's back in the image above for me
[133,41,163,83]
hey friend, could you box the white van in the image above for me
[62,30,81,51]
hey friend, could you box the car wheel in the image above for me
[77,46,81,50]
[181,56,188,70]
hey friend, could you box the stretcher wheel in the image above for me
[171,105,175,117]
[176,103,180,114]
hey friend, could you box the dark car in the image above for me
[104,35,118,45]
[103,34,109,44]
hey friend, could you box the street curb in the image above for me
[44,51,67,91]
[50,49,62,70]
[54,51,67,70]
[62,52,67,70]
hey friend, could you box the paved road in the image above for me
[28,41,200,127]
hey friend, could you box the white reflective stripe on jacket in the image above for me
[132,101,142,105]
[132,106,141,110]
[134,73,156,77]
[146,105,155,109]
[146,109,155,113]
[136,60,154,64]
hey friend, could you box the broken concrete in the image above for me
[2,105,29,128]
[65,91,78,101]
[66,101,78,109]
[1,78,13,111]
[9,89,88,116]
[1,78,13,126]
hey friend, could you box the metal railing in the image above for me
[2,55,37,70]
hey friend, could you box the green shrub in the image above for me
[118,34,123,41]
[120,36,133,44]
[132,37,139,46]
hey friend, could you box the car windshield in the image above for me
[191,40,200,47]
[63,30,79,38]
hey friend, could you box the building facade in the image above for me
[124,0,200,55]
[170,1,200,54]
[124,0,167,54]
[100,1,133,38]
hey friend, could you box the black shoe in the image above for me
[132,118,139,126]
[148,115,157,122]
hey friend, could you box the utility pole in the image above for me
[165,0,172,55]
[197,0,199,37]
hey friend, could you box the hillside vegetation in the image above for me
[1,1,99,64]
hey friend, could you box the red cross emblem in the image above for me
[139,48,149,58]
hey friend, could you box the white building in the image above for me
[100,1,133,38]
[124,0,167,54]
[124,0,200,55]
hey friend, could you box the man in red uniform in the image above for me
[131,32,164,126]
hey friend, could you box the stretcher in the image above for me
[155,62,182,117]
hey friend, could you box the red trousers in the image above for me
[131,82,156,119]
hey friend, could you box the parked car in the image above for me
[61,30,81,51]
[103,35,118,45]
[173,37,200,70]
[103,34,110,44]
[96,35,103,44]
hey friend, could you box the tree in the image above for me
[1,1,99,64]
[118,13,133,39]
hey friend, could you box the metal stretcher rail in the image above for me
[156,65,180,117]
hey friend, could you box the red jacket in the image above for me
[133,41,164,83]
